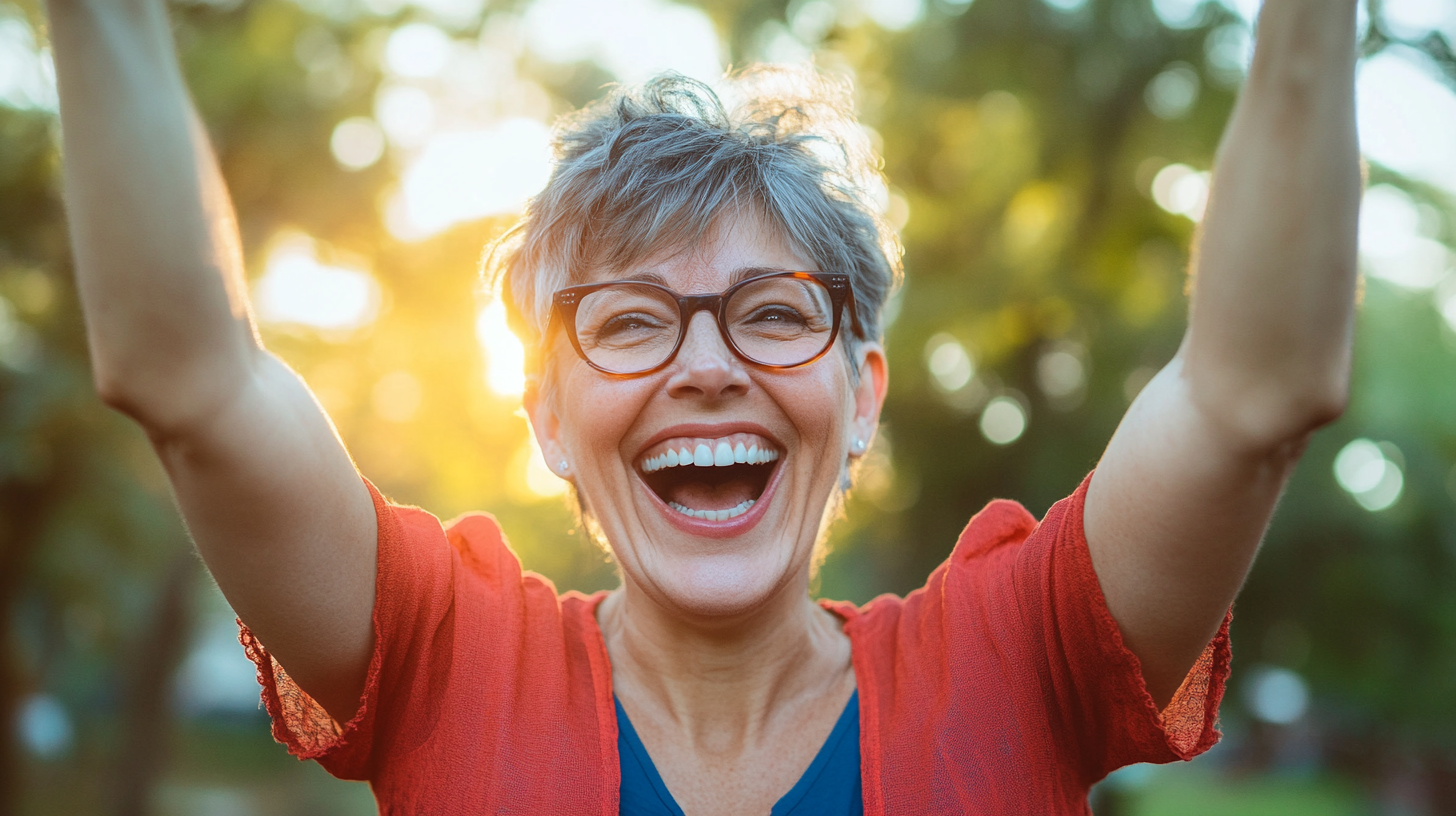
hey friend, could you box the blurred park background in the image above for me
[1,0,1455,812]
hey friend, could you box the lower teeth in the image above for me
[668,500,755,522]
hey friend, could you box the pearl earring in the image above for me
[558,459,569,473]
[852,438,866,453]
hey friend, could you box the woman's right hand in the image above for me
[47,0,378,723]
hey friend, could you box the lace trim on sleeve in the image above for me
[238,620,381,763]
[1061,472,1232,766]
[1156,611,1232,757]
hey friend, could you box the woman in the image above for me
[48,0,1360,813]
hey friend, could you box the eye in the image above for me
[596,312,670,340]
[743,304,810,326]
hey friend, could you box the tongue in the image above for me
[664,476,759,511]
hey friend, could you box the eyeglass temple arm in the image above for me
[844,288,865,338]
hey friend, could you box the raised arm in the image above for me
[1084,0,1361,705]
[48,0,376,721]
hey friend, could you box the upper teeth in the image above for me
[640,437,780,473]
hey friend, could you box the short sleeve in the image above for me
[238,478,619,813]
[238,477,459,779]
[846,472,1231,812]
[1000,473,1231,778]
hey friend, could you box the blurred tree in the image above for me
[2,0,1455,812]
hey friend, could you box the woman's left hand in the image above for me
[1084,0,1362,708]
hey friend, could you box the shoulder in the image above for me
[949,498,1040,562]
[837,484,1090,643]
[442,511,511,575]
[441,510,566,600]
[836,496,1041,618]
[369,487,558,603]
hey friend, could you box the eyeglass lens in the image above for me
[572,277,837,374]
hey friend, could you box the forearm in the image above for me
[49,0,259,432]
[1185,0,1361,449]
[1086,0,1362,705]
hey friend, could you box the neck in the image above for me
[598,575,852,747]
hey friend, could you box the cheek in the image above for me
[556,366,647,463]
[778,366,856,441]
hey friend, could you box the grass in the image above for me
[1123,767,1370,816]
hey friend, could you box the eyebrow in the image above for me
[603,266,801,291]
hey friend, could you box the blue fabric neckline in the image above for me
[615,691,862,816]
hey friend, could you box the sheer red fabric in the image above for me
[240,474,1229,815]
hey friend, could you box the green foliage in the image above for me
[3,0,1456,811]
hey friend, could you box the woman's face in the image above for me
[528,212,887,620]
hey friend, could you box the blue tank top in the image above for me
[616,691,863,816]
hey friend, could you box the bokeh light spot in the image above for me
[1359,184,1451,291]
[1204,23,1251,86]
[395,118,553,238]
[331,117,387,170]
[476,300,527,397]
[0,16,57,111]
[1146,63,1201,120]
[1381,0,1456,41]
[980,396,1027,446]
[1151,163,1209,221]
[1037,347,1085,399]
[374,84,436,148]
[522,0,722,83]
[1152,0,1208,30]
[1439,278,1456,333]
[1215,0,1259,24]
[1244,665,1309,725]
[0,295,40,372]
[1334,438,1405,512]
[789,0,839,42]
[385,22,452,78]
[18,694,73,760]
[861,0,926,31]
[925,333,974,393]
[256,234,380,333]
[1357,48,1456,196]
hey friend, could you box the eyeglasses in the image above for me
[550,271,860,376]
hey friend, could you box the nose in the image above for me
[665,311,749,401]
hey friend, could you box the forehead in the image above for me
[589,210,819,294]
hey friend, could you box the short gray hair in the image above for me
[485,66,902,379]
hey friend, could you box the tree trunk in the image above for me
[0,480,57,816]
[112,549,198,816]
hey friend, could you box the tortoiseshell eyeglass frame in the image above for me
[549,271,862,377]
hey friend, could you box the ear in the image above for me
[849,342,889,456]
[523,381,571,479]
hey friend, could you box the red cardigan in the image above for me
[241,475,1229,815]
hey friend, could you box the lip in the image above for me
[635,421,784,463]
[632,421,785,540]
[638,454,784,540]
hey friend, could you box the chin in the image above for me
[648,547,805,622]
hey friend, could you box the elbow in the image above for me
[91,356,244,444]
[94,363,135,412]
[1303,378,1349,429]
[88,332,260,439]
[93,364,166,430]
[1277,380,1348,441]
[1195,372,1349,455]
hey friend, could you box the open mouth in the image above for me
[637,433,781,522]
